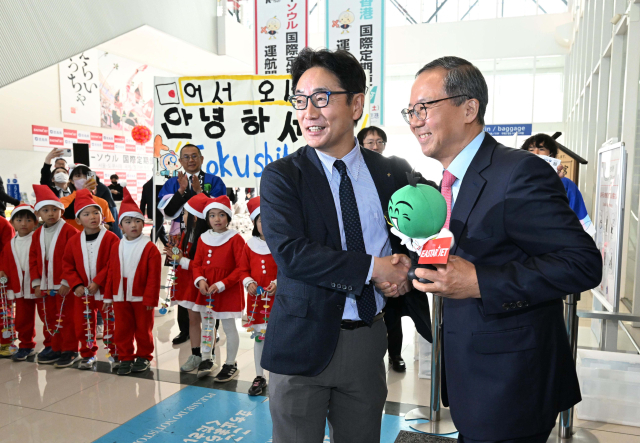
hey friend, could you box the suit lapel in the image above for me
[295,147,342,250]
[449,134,496,254]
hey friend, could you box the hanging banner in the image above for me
[153,75,305,188]
[59,50,176,130]
[255,0,308,75]
[59,49,101,127]
[326,0,385,126]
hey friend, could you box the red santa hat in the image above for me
[204,195,233,220]
[10,203,35,220]
[33,184,64,211]
[184,193,210,219]
[118,187,145,224]
[74,189,101,218]
[247,196,260,221]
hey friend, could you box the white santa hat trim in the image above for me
[35,200,64,211]
[119,211,145,223]
[250,207,260,221]
[75,203,101,219]
[10,204,35,219]
[204,202,232,219]
[184,204,204,219]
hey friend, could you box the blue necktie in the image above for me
[334,160,376,325]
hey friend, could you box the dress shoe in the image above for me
[390,356,406,372]
[172,332,190,345]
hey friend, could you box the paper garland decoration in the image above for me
[0,276,18,354]
[83,287,94,350]
[160,246,180,315]
[103,303,117,362]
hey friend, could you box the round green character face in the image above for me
[388,184,447,239]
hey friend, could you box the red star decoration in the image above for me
[332,19,339,28]
[261,26,268,33]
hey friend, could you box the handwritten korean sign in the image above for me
[153,75,306,187]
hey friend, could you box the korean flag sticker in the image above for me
[156,82,181,105]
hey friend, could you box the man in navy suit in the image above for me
[260,48,432,443]
[402,57,602,442]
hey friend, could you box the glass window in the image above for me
[533,72,564,122]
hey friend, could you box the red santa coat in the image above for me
[29,219,78,290]
[191,229,245,316]
[62,228,119,300]
[173,234,199,307]
[0,216,14,254]
[0,233,35,299]
[104,238,161,307]
[238,237,277,328]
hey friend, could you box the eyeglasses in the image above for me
[364,140,387,148]
[400,94,469,124]
[289,91,355,110]
[180,154,200,161]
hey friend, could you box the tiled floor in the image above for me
[0,306,639,442]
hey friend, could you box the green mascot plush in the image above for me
[388,171,453,283]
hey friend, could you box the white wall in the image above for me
[0,64,131,201]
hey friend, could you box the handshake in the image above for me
[372,254,413,298]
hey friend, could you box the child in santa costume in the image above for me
[193,195,245,381]
[238,197,277,395]
[104,188,161,375]
[0,205,40,360]
[162,193,214,374]
[29,185,79,367]
[0,215,14,253]
[0,214,15,357]
[62,189,119,370]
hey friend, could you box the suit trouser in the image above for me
[114,301,155,361]
[458,428,554,443]
[14,298,51,349]
[269,318,388,443]
[74,297,115,358]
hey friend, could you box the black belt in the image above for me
[340,312,384,330]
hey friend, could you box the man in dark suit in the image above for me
[402,57,602,442]
[260,48,431,443]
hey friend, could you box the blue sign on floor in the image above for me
[484,124,532,137]
[95,386,434,443]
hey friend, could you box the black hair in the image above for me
[357,126,387,146]
[110,174,119,180]
[205,209,232,230]
[182,214,209,260]
[11,210,37,223]
[68,165,92,192]
[252,214,261,238]
[291,48,366,124]
[179,144,203,158]
[416,56,488,126]
[52,166,69,176]
[520,133,559,158]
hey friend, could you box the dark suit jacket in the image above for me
[441,134,602,440]
[260,145,434,377]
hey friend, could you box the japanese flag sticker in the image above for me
[155,82,181,105]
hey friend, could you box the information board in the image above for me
[592,142,626,312]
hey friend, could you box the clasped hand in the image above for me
[372,254,412,298]
[412,255,480,299]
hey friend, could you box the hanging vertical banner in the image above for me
[326,0,385,126]
[255,0,308,75]
[153,75,305,188]
[59,49,101,127]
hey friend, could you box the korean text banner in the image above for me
[255,0,308,75]
[153,75,305,188]
[326,0,385,126]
